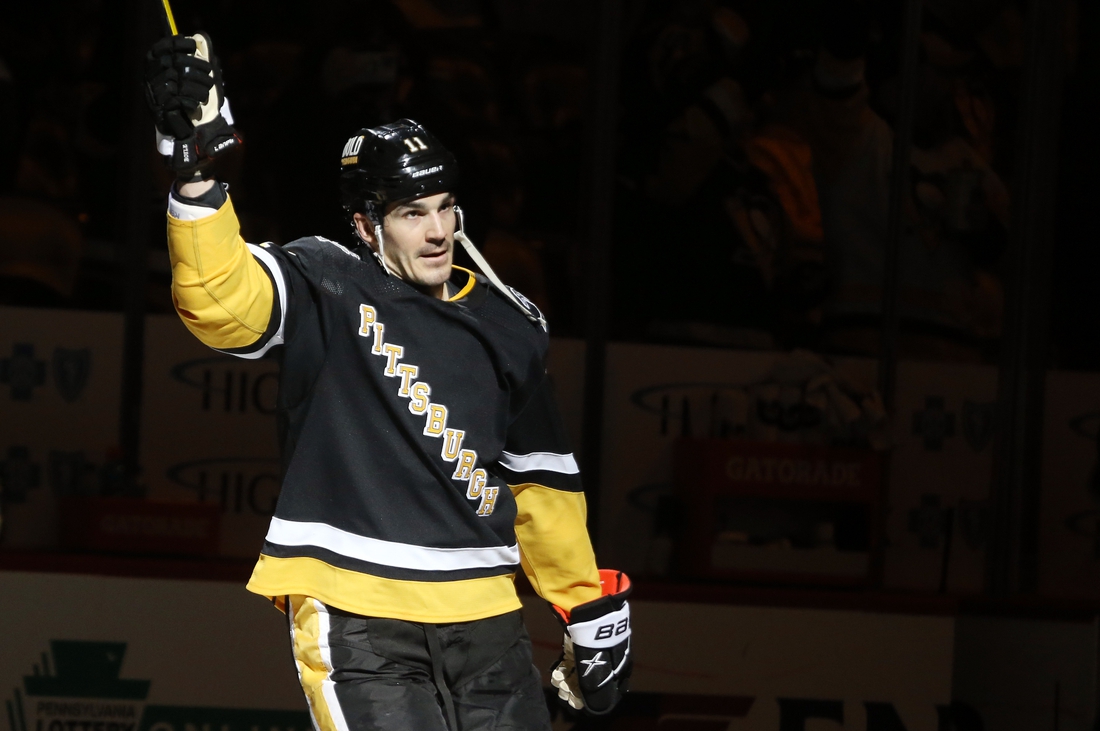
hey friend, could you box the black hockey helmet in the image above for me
[338,119,459,225]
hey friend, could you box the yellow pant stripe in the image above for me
[288,596,349,731]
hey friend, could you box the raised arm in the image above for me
[166,181,283,355]
[147,34,283,356]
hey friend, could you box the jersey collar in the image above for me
[447,266,478,302]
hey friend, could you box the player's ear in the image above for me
[353,212,378,250]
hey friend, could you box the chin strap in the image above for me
[350,203,393,276]
[372,223,392,276]
[453,206,546,330]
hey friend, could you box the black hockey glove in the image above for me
[550,569,633,716]
[145,33,241,181]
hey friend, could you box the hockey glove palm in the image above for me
[550,569,633,715]
[145,33,240,180]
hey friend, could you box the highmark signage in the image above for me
[6,641,308,731]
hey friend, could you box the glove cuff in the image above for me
[568,569,632,624]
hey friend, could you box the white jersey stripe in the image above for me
[266,517,520,571]
[219,243,288,360]
[498,450,580,475]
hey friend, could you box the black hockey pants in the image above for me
[286,596,553,731]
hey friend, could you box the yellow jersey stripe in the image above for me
[248,554,523,623]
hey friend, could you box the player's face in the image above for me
[359,193,456,297]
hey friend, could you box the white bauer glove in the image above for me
[550,569,633,715]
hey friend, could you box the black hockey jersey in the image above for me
[165,194,601,622]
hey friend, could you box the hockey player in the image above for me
[145,33,632,729]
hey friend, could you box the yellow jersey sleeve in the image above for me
[166,196,275,350]
[511,482,601,611]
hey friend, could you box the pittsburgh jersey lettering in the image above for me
[409,382,431,414]
[477,486,500,516]
[372,322,386,354]
[358,303,498,516]
[452,449,477,481]
[396,364,419,396]
[358,304,377,335]
[441,429,465,461]
[424,404,448,436]
[382,343,404,375]
[467,468,487,498]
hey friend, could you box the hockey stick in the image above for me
[160,0,179,35]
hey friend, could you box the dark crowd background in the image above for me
[1,6,1098,725]
[0,0,1094,367]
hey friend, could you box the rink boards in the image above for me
[2,570,1096,731]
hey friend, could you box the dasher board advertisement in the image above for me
[0,307,125,550]
[2,571,953,731]
[597,344,882,582]
[140,314,281,559]
[0,572,306,731]
[1040,372,1100,600]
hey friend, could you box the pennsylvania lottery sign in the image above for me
[0,573,309,731]
[5,640,308,731]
